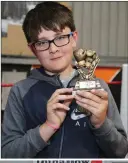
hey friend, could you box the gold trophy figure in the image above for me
[73,49,103,115]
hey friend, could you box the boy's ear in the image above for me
[72,31,78,48]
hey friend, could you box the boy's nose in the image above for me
[49,42,59,53]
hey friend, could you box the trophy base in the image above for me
[73,79,103,115]
[72,79,103,95]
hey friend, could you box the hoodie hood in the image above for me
[28,67,79,87]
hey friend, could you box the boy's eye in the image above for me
[35,41,48,46]
[56,35,66,40]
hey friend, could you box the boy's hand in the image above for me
[74,89,108,128]
[46,88,74,128]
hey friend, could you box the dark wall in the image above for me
[1,2,40,19]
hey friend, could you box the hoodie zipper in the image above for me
[56,75,65,158]
[56,73,79,158]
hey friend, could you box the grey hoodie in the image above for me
[1,67,128,158]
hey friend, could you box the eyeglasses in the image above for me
[29,32,73,51]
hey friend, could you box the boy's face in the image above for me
[31,27,77,73]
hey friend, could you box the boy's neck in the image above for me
[45,65,74,80]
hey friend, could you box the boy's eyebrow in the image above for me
[38,32,64,41]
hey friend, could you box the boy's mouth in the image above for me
[50,56,63,60]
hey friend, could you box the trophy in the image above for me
[73,49,103,115]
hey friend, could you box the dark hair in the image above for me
[22,1,76,43]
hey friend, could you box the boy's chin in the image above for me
[48,65,69,73]
[51,68,66,73]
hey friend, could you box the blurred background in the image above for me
[1,2,128,134]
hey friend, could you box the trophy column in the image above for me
[73,49,102,115]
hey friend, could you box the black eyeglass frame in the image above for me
[28,32,74,51]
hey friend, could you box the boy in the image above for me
[2,1,128,158]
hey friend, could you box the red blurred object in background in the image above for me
[91,161,102,163]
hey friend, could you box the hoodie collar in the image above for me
[28,67,79,87]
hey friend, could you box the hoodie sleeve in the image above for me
[90,79,128,158]
[1,84,48,158]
